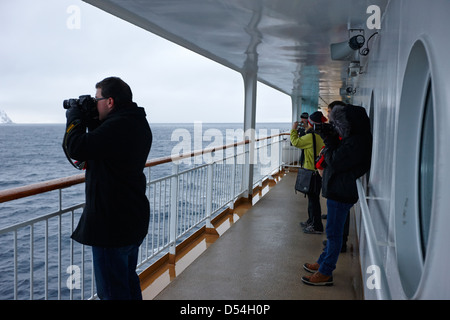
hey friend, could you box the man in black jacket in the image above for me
[64,77,152,299]
[301,102,372,286]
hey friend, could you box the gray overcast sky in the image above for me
[0,0,291,124]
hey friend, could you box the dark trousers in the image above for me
[318,199,354,276]
[307,190,323,231]
[92,243,142,300]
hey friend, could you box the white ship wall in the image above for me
[352,0,450,299]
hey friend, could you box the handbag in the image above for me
[294,132,321,195]
[295,167,314,194]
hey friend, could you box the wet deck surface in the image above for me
[153,171,363,300]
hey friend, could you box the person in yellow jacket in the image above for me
[290,111,326,234]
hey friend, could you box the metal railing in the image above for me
[0,132,296,300]
[281,142,303,169]
[356,179,391,300]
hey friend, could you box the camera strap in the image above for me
[62,120,86,170]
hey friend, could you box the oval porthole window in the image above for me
[418,79,434,259]
[363,91,375,196]
[394,40,434,298]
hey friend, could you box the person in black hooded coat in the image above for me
[321,103,372,203]
[302,102,372,286]
[64,77,152,299]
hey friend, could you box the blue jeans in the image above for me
[317,199,353,276]
[92,243,142,300]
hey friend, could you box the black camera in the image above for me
[313,122,336,136]
[297,121,306,136]
[63,95,99,119]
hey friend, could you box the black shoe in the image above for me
[300,221,310,228]
[303,225,323,234]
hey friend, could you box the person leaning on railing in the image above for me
[64,77,152,300]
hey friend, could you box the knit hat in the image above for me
[300,112,309,119]
[308,111,327,127]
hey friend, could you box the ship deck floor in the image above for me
[152,171,363,300]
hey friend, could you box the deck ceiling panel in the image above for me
[83,0,388,106]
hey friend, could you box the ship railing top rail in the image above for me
[0,132,290,204]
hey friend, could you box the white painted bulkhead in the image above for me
[353,0,450,299]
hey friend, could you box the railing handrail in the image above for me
[0,132,290,204]
[0,174,86,204]
[148,132,289,165]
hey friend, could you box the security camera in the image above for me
[339,87,356,96]
[349,35,365,50]
[330,29,365,61]
[346,87,356,94]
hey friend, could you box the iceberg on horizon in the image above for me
[0,109,13,124]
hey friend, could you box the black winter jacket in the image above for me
[65,104,152,247]
[320,104,372,204]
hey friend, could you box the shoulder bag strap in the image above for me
[312,133,317,171]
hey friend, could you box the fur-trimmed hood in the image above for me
[321,103,372,204]
[329,104,371,138]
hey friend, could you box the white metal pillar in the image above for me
[291,95,301,123]
[242,53,258,198]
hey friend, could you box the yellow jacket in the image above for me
[290,129,324,171]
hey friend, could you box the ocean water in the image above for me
[0,122,289,299]
[0,123,290,216]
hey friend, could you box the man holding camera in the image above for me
[301,102,372,286]
[63,77,152,299]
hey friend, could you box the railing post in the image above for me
[13,230,17,300]
[229,152,237,210]
[205,163,214,228]
[279,136,284,171]
[169,163,179,255]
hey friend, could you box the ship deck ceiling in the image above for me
[83,0,388,105]
[153,172,362,300]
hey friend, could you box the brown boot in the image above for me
[301,271,333,286]
[303,262,320,273]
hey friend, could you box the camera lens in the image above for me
[63,99,71,109]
